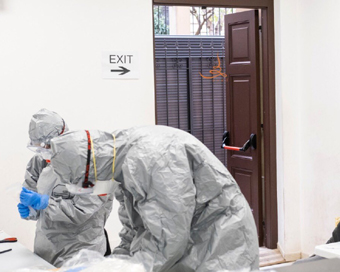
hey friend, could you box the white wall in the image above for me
[275,0,340,258]
[274,0,302,261]
[0,0,155,251]
[297,0,340,256]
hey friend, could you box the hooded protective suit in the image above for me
[24,109,68,192]
[29,130,114,267]
[28,108,68,146]
[49,126,259,271]
[23,109,69,222]
[22,110,112,266]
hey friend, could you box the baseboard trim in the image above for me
[277,242,301,262]
[300,252,310,259]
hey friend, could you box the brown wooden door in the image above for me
[224,10,262,244]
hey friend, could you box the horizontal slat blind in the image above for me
[155,58,190,131]
[155,36,227,165]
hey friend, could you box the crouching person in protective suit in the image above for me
[25,125,260,271]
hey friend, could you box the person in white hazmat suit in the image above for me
[25,126,259,271]
[18,109,112,266]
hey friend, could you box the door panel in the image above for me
[231,77,251,151]
[225,10,262,244]
[232,168,252,202]
[230,25,250,62]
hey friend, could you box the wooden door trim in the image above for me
[152,0,277,249]
[261,6,277,249]
[154,0,272,8]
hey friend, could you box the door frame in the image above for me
[152,0,277,249]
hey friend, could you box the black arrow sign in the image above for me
[111,66,130,75]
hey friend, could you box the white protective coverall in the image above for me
[48,125,259,271]
[22,110,113,266]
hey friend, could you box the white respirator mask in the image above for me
[40,149,52,162]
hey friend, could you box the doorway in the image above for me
[152,0,276,250]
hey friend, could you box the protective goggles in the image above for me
[27,141,50,153]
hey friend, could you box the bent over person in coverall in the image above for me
[18,109,113,266]
[41,126,259,271]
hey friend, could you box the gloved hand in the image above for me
[17,203,30,218]
[20,187,49,210]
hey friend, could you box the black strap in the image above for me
[104,229,112,256]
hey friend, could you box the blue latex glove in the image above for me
[20,187,49,210]
[17,203,30,218]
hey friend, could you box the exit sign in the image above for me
[102,51,139,79]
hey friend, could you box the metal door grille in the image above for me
[155,36,227,164]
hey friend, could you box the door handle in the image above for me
[221,131,256,152]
